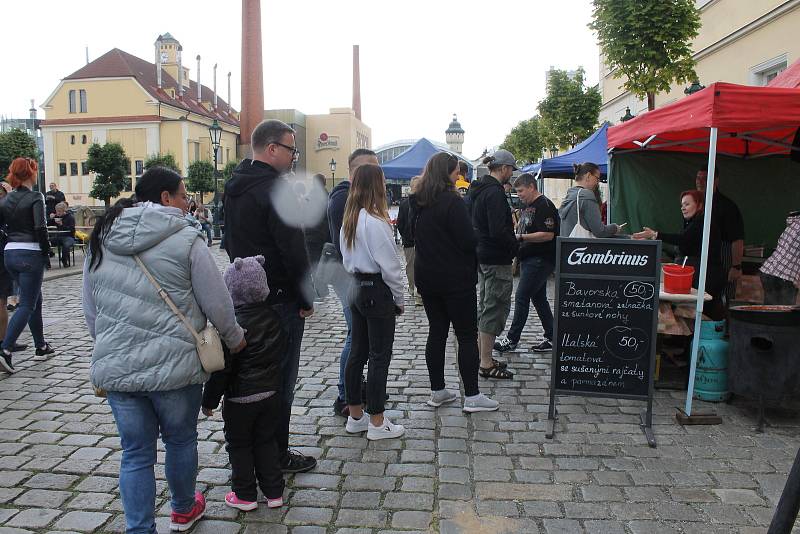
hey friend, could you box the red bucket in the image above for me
[662,264,695,294]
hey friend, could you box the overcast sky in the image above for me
[2,0,600,159]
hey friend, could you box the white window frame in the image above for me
[749,54,787,86]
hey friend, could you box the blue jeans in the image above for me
[333,275,353,402]
[51,236,75,263]
[272,300,305,462]
[107,384,202,534]
[3,250,46,350]
[200,223,212,244]
[506,256,554,344]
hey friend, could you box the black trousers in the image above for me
[346,274,396,415]
[421,289,480,397]
[222,395,284,501]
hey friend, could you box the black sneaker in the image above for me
[333,397,349,418]
[281,450,317,474]
[531,339,553,353]
[0,341,27,353]
[493,337,517,352]
[35,344,55,357]
[0,351,14,374]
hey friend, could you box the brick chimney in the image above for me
[213,63,218,109]
[352,44,361,121]
[241,0,264,152]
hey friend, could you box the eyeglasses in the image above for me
[590,172,601,180]
[273,142,300,160]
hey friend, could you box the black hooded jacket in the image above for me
[409,191,477,296]
[326,180,350,256]
[465,175,519,265]
[224,159,313,309]
[202,301,286,408]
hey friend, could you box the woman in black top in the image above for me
[635,190,726,314]
[410,152,499,413]
[0,158,55,372]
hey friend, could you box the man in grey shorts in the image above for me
[465,149,519,379]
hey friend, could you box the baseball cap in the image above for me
[490,149,518,170]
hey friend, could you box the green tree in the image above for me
[222,159,239,182]
[186,160,215,197]
[0,129,38,175]
[590,0,701,111]
[501,117,545,164]
[538,68,601,149]
[87,142,130,208]
[144,153,180,173]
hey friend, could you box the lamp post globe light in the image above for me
[329,158,337,184]
[620,107,635,122]
[685,80,705,95]
[209,119,223,238]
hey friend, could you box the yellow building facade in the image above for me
[599,0,800,124]
[41,33,239,206]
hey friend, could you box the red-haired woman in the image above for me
[0,158,55,372]
[634,190,725,314]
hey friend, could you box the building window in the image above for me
[79,90,87,113]
[750,55,788,86]
[68,90,76,113]
[70,135,75,145]
[135,160,144,176]
[81,161,88,175]
[59,163,67,176]
[81,135,87,144]
[226,148,230,163]
[70,162,78,176]
[194,142,200,163]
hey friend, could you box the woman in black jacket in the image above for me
[0,158,55,372]
[411,153,499,413]
[634,190,726,315]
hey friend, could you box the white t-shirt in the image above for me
[340,208,404,306]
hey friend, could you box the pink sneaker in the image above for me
[225,491,257,511]
[170,491,205,531]
[264,495,283,508]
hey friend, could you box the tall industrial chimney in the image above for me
[213,63,218,109]
[196,55,202,101]
[241,0,265,152]
[352,44,361,120]
[29,100,36,120]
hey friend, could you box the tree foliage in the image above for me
[186,160,215,195]
[87,142,130,208]
[501,117,545,164]
[589,0,701,110]
[538,68,601,149]
[0,129,38,175]
[144,153,180,173]
[222,159,239,182]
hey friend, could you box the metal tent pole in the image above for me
[684,127,719,417]
[606,151,613,223]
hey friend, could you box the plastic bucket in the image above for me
[662,264,694,294]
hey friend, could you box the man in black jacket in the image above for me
[326,148,378,417]
[395,176,422,306]
[224,119,316,474]
[466,149,519,379]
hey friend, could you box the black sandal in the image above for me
[480,362,514,380]
[492,358,508,369]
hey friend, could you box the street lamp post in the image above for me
[329,158,337,188]
[684,80,705,96]
[208,119,223,238]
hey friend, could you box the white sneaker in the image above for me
[463,393,500,413]
[345,413,370,433]
[426,389,458,407]
[367,416,405,440]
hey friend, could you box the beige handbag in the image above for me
[134,255,225,373]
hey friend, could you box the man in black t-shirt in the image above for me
[495,173,559,353]
[696,169,744,304]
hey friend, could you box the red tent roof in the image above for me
[607,82,800,157]
[768,58,800,89]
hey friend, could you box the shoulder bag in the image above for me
[134,254,225,373]
[569,191,595,239]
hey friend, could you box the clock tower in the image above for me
[156,33,189,90]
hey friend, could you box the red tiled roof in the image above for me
[64,48,239,127]
[41,115,162,126]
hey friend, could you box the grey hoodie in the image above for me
[559,186,619,238]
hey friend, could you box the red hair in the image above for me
[680,189,704,209]
[6,158,38,189]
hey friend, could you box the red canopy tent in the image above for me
[607,81,800,418]
[768,58,800,89]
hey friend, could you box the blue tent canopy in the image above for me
[381,138,471,180]
[520,123,609,178]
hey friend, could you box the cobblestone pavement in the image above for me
[0,246,797,534]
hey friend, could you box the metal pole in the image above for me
[606,151,613,224]
[684,127,719,416]
[212,148,220,238]
[768,446,800,533]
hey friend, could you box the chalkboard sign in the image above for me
[547,238,661,447]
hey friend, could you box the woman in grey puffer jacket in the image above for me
[82,167,246,534]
